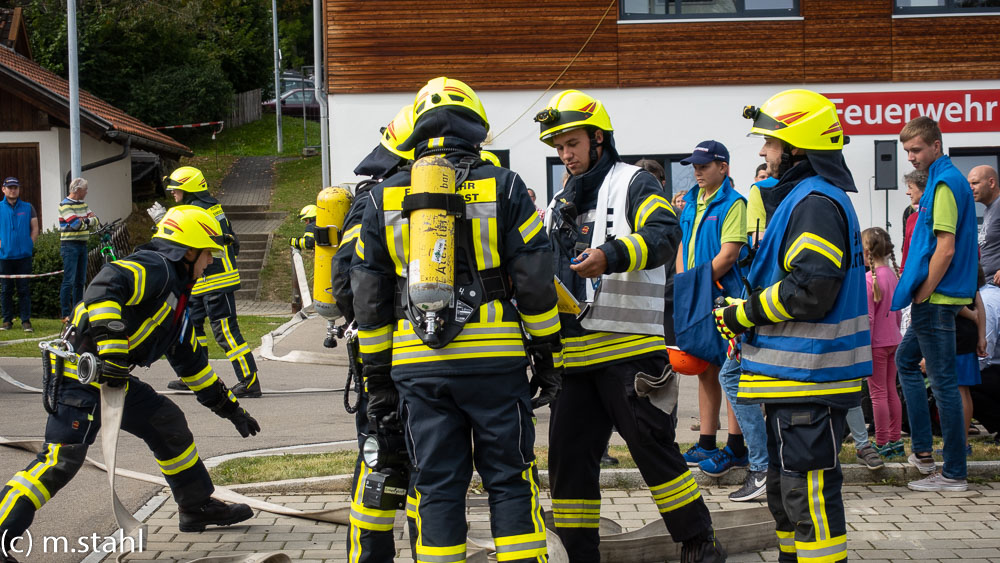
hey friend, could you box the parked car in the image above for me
[262,88,320,120]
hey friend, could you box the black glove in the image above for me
[528,343,563,410]
[98,355,130,387]
[229,408,261,438]
[363,364,398,420]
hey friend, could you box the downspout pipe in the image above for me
[64,134,131,191]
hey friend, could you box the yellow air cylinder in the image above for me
[313,185,353,319]
[408,155,456,315]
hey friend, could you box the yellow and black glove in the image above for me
[98,354,130,387]
[713,297,754,360]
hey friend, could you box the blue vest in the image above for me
[891,155,977,311]
[0,198,33,260]
[740,176,871,386]
[679,177,746,300]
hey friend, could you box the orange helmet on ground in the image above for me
[667,347,709,376]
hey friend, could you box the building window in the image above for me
[949,147,1000,225]
[894,0,1000,15]
[620,0,798,20]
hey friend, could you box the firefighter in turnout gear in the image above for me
[164,166,261,398]
[0,206,260,558]
[536,89,724,563]
[291,204,318,250]
[352,77,561,563]
[714,89,871,563]
[333,104,415,563]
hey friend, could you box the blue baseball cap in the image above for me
[2,177,19,187]
[680,140,730,166]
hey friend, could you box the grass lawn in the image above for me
[208,438,1000,486]
[181,113,322,158]
[0,315,283,360]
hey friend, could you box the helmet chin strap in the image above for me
[180,248,204,280]
[588,130,601,166]
[778,141,807,178]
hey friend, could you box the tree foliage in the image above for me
[11,0,278,126]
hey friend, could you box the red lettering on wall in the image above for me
[822,90,1000,136]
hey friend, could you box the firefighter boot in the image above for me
[178,499,254,532]
[680,530,727,563]
[231,377,262,398]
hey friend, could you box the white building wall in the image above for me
[329,79,1000,247]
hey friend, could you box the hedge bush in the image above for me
[27,229,64,319]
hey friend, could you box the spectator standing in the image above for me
[900,169,928,274]
[862,227,904,457]
[674,141,749,479]
[969,165,1000,283]
[526,187,545,219]
[58,178,100,324]
[892,116,978,492]
[672,189,688,212]
[0,177,38,332]
[971,281,1000,439]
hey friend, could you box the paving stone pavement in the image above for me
[112,482,1000,562]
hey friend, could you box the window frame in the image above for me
[893,1,1000,16]
[619,0,800,21]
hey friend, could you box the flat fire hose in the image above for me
[291,248,312,310]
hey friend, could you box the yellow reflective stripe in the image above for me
[619,233,648,271]
[427,137,445,149]
[385,225,405,275]
[635,194,673,227]
[784,232,843,271]
[129,303,172,350]
[562,333,665,369]
[71,302,87,326]
[359,325,393,354]
[192,272,241,294]
[57,358,101,388]
[415,542,465,562]
[551,498,601,528]
[96,339,129,355]
[406,495,418,519]
[522,460,546,549]
[157,443,199,475]
[494,531,546,561]
[808,469,830,541]
[518,213,543,244]
[226,342,251,360]
[520,306,561,337]
[649,471,701,513]
[342,224,361,244]
[86,300,122,322]
[113,261,146,305]
[795,534,847,563]
[737,374,862,399]
[486,218,500,267]
[180,364,218,391]
[349,463,396,532]
[758,284,793,323]
[356,233,366,260]
[776,529,796,553]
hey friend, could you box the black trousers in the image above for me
[971,365,1000,435]
[396,370,547,563]
[0,378,213,553]
[765,403,848,563]
[548,355,713,563]
[189,291,260,389]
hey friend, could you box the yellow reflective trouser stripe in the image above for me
[56,359,101,388]
[635,194,673,227]
[776,529,796,553]
[349,462,395,532]
[406,495,418,520]
[113,260,146,305]
[359,325,393,354]
[197,334,209,348]
[415,542,466,563]
[649,471,701,513]
[784,232,844,271]
[759,283,793,323]
[86,300,122,322]
[795,534,847,562]
[157,443,199,475]
[619,233,648,271]
[129,302,172,350]
[518,213,543,244]
[0,444,60,516]
[562,333,665,369]
[551,498,600,528]
[520,306,560,337]
[180,364,218,391]
[738,375,863,399]
[219,318,253,379]
[97,339,128,355]
[808,470,831,540]
[494,531,546,561]
[225,341,251,360]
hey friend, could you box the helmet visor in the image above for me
[743,105,787,134]
[535,109,595,138]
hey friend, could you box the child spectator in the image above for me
[862,227,904,457]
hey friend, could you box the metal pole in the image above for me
[272,0,283,154]
[301,74,307,148]
[314,0,331,186]
[67,0,82,187]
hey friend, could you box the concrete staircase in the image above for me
[225,203,287,302]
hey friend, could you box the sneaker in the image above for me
[856,444,885,470]
[20,321,32,333]
[683,444,719,467]
[0,322,11,331]
[698,446,749,477]
[178,499,253,532]
[908,453,937,475]
[231,380,262,398]
[729,469,767,502]
[893,440,906,456]
[907,472,968,492]
[167,379,188,391]
[680,531,727,563]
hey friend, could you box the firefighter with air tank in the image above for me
[351,77,561,562]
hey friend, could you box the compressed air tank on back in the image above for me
[407,155,455,313]
[313,185,353,319]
